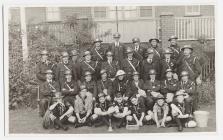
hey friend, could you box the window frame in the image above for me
[185,5,201,16]
[93,7,108,19]
[46,7,61,22]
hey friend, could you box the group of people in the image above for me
[37,32,202,132]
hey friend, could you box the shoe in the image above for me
[54,124,60,130]
[63,126,69,131]
[178,125,183,132]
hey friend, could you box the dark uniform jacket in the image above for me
[144,79,161,96]
[91,47,106,62]
[121,58,140,76]
[168,44,182,60]
[82,80,97,98]
[178,80,196,96]
[113,101,128,113]
[108,42,126,64]
[129,101,145,118]
[113,78,130,97]
[55,62,73,87]
[177,55,202,81]
[101,60,120,79]
[95,100,113,112]
[40,80,60,98]
[127,79,145,98]
[160,78,179,95]
[80,60,98,80]
[36,61,54,83]
[160,58,177,80]
[61,80,79,97]
[97,79,113,96]
[140,58,160,81]
[71,60,81,81]
[131,44,147,61]
[148,46,163,60]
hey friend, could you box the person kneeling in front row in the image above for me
[171,91,197,132]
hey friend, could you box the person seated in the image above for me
[61,70,79,107]
[126,95,151,127]
[81,71,97,101]
[113,70,130,100]
[43,92,75,131]
[113,93,131,128]
[92,93,115,128]
[160,69,179,104]
[171,91,197,132]
[39,70,60,117]
[97,69,113,101]
[74,84,94,128]
[153,94,172,128]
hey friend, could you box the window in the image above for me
[139,6,153,17]
[185,6,200,16]
[94,7,107,18]
[123,6,137,19]
[46,7,60,21]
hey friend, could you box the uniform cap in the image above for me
[149,69,157,75]
[94,38,103,43]
[164,48,173,54]
[106,51,113,56]
[113,32,121,38]
[165,68,173,73]
[64,70,72,75]
[180,71,189,77]
[83,50,91,57]
[155,94,165,100]
[40,50,48,55]
[181,45,193,51]
[146,48,154,54]
[98,93,106,98]
[125,47,134,54]
[100,69,107,75]
[132,71,140,76]
[70,49,78,56]
[84,71,92,76]
[80,84,86,90]
[132,37,140,43]
[149,38,160,43]
[62,52,69,57]
[45,70,53,74]
[115,70,126,77]
[168,35,178,41]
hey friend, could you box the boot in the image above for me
[174,117,183,132]
[54,118,69,131]
[117,118,126,128]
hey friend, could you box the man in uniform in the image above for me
[160,48,178,80]
[160,69,179,104]
[177,71,196,112]
[82,71,97,100]
[148,37,163,60]
[140,48,160,81]
[61,70,79,107]
[55,51,73,89]
[132,37,147,61]
[91,38,105,62]
[107,32,126,64]
[36,50,54,84]
[39,70,60,117]
[168,35,182,60]
[97,69,113,101]
[101,51,120,81]
[70,49,81,82]
[113,70,129,99]
[121,47,140,81]
[80,50,98,81]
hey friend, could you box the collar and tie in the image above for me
[166,58,170,63]
[135,45,139,51]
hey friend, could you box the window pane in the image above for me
[46,7,60,21]
[192,6,199,12]
[94,7,106,18]
[140,6,152,17]
[186,6,193,13]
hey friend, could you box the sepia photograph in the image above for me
[5,3,216,134]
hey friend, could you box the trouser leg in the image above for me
[39,98,49,117]
[174,116,183,132]
[185,97,193,115]
[54,118,68,131]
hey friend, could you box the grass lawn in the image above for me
[8,104,216,134]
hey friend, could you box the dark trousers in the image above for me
[143,96,154,111]
[75,113,92,127]
[39,97,51,117]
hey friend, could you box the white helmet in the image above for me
[115,70,126,77]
